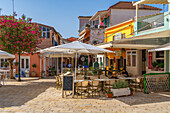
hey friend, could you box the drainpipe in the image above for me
[136,4,139,35]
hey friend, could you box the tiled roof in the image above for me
[78,16,92,19]
[67,37,78,42]
[109,1,162,10]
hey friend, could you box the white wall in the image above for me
[111,9,160,26]
[90,29,105,44]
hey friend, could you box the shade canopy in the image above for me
[0,50,15,59]
[148,43,170,52]
[39,41,113,54]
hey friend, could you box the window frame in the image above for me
[126,50,137,67]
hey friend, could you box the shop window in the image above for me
[106,57,108,66]
[126,51,136,67]
[110,59,113,66]
[127,52,131,66]
[132,52,136,66]
[154,51,164,70]
[0,59,8,68]
[156,51,164,58]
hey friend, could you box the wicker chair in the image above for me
[55,76,62,90]
[89,81,101,97]
[76,81,89,98]
[104,79,115,92]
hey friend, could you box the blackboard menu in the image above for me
[63,76,73,91]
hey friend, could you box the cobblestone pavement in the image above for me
[0,77,170,113]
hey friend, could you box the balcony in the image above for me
[135,12,169,36]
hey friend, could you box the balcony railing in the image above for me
[137,13,165,32]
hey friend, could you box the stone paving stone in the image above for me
[0,77,170,113]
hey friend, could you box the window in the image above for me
[0,59,8,68]
[110,59,113,66]
[155,51,164,69]
[40,26,50,38]
[132,52,136,66]
[127,52,131,66]
[122,33,126,39]
[156,51,164,58]
[126,51,136,67]
[113,35,115,41]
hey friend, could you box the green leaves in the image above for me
[0,15,42,54]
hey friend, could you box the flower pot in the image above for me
[107,93,112,98]
[111,88,131,97]
[131,91,133,96]
[31,71,36,77]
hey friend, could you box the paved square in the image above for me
[0,78,170,113]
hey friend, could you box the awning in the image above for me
[112,44,159,49]
[97,43,159,49]
[97,43,112,48]
[133,0,168,6]
[113,30,170,44]
[148,43,170,52]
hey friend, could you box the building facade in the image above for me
[14,23,62,77]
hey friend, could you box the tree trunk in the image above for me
[8,59,15,79]
[18,51,21,81]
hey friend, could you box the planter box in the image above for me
[111,88,130,97]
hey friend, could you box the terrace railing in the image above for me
[144,73,170,94]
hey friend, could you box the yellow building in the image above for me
[104,19,134,70]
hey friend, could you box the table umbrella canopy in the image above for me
[0,50,15,58]
[148,43,170,52]
[39,41,113,54]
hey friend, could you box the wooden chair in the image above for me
[131,78,144,92]
[76,81,89,98]
[1,74,7,85]
[104,79,115,92]
[89,81,101,97]
[55,76,62,90]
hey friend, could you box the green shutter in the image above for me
[166,50,169,72]
[107,16,110,27]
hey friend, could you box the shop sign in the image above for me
[148,52,153,69]
[115,50,122,56]
[114,32,122,41]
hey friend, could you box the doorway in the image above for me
[20,56,30,77]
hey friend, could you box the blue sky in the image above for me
[0,0,167,38]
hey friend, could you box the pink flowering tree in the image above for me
[0,15,42,81]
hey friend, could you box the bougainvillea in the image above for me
[0,15,42,54]
[0,15,42,80]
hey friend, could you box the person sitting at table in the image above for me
[122,69,129,77]
[108,68,112,77]
[67,63,71,68]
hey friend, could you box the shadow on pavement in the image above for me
[0,79,55,108]
[115,91,170,106]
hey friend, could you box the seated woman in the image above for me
[122,69,129,77]
[108,68,112,77]
[108,68,118,79]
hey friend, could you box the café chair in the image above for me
[104,79,115,92]
[1,74,7,85]
[55,76,62,90]
[76,81,89,98]
[89,81,101,97]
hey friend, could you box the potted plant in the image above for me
[130,87,134,96]
[31,64,37,77]
[111,80,131,97]
[152,61,158,71]
[158,63,164,71]
[106,90,113,98]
